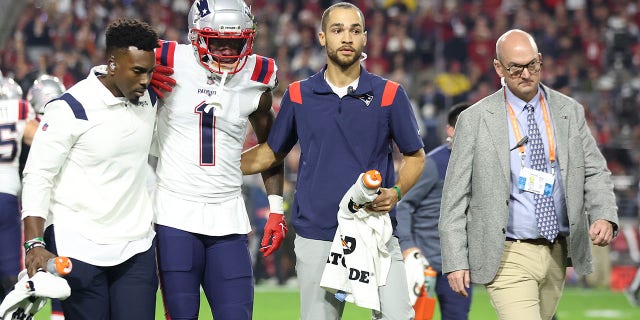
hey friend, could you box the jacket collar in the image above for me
[88,65,130,106]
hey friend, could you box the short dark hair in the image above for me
[447,102,470,127]
[321,2,365,32]
[105,19,159,56]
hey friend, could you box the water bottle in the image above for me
[360,169,382,194]
[414,266,437,320]
[348,170,382,213]
[47,256,72,277]
[424,266,437,298]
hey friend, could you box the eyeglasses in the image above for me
[496,58,542,77]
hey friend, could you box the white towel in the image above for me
[320,173,393,311]
[0,270,71,320]
[403,248,429,305]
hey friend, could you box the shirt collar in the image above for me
[504,85,542,114]
[310,64,375,96]
[88,65,130,106]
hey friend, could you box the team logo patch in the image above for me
[42,123,48,131]
[196,0,211,18]
[358,94,373,106]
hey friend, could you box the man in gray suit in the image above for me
[439,29,618,320]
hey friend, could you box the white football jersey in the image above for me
[154,42,277,202]
[0,99,34,195]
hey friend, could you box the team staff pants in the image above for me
[485,238,567,320]
[45,226,158,320]
[295,235,414,320]
[0,193,21,301]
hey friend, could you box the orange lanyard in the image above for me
[505,92,556,166]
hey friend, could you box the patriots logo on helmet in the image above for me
[188,0,256,75]
[196,0,211,18]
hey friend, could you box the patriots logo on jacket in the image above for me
[357,94,373,106]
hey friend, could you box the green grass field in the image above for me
[33,285,640,319]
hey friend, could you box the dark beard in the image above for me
[326,48,362,69]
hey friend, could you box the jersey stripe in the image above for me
[381,80,400,107]
[56,93,88,120]
[18,100,28,120]
[289,81,302,104]
[158,41,176,68]
[251,56,274,84]
[251,57,263,82]
[147,87,157,106]
[263,58,275,84]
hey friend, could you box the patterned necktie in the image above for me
[526,104,559,241]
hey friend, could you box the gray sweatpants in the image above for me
[294,234,415,320]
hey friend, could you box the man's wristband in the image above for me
[268,195,284,214]
[392,185,402,201]
[24,237,46,254]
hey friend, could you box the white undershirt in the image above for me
[325,72,359,98]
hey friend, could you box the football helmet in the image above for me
[188,0,256,74]
[0,76,23,100]
[27,75,66,115]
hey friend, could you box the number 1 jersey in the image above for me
[154,42,277,203]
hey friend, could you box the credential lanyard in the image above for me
[505,92,556,172]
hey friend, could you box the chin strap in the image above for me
[204,71,229,113]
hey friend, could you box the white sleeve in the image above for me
[21,101,82,220]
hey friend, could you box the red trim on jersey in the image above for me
[381,81,400,107]
[263,58,275,84]
[251,56,264,82]
[18,100,28,120]
[289,81,302,104]
[250,56,276,84]
[157,40,177,68]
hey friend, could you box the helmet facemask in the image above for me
[188,0,256,75]
[189,28,255,74]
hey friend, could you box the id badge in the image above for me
[518,167,555,196]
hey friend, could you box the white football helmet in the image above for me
[188,0,256,74]
[27,75,66,115]
[0,76,23,100]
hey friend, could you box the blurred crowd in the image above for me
[2,0,640,285]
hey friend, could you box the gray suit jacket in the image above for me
[439,85,619,284]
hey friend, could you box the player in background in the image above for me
[0,74,35,302]
[27,75,67,118]
[151,0,285,319]
[24,74,67,320]
[19,75,67,175]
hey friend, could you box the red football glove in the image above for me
[260,213,288,257]
[150,65,176,99]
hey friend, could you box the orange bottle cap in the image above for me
[363,170,382,189]
[424,266,437,276]
[54,256,73,276]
